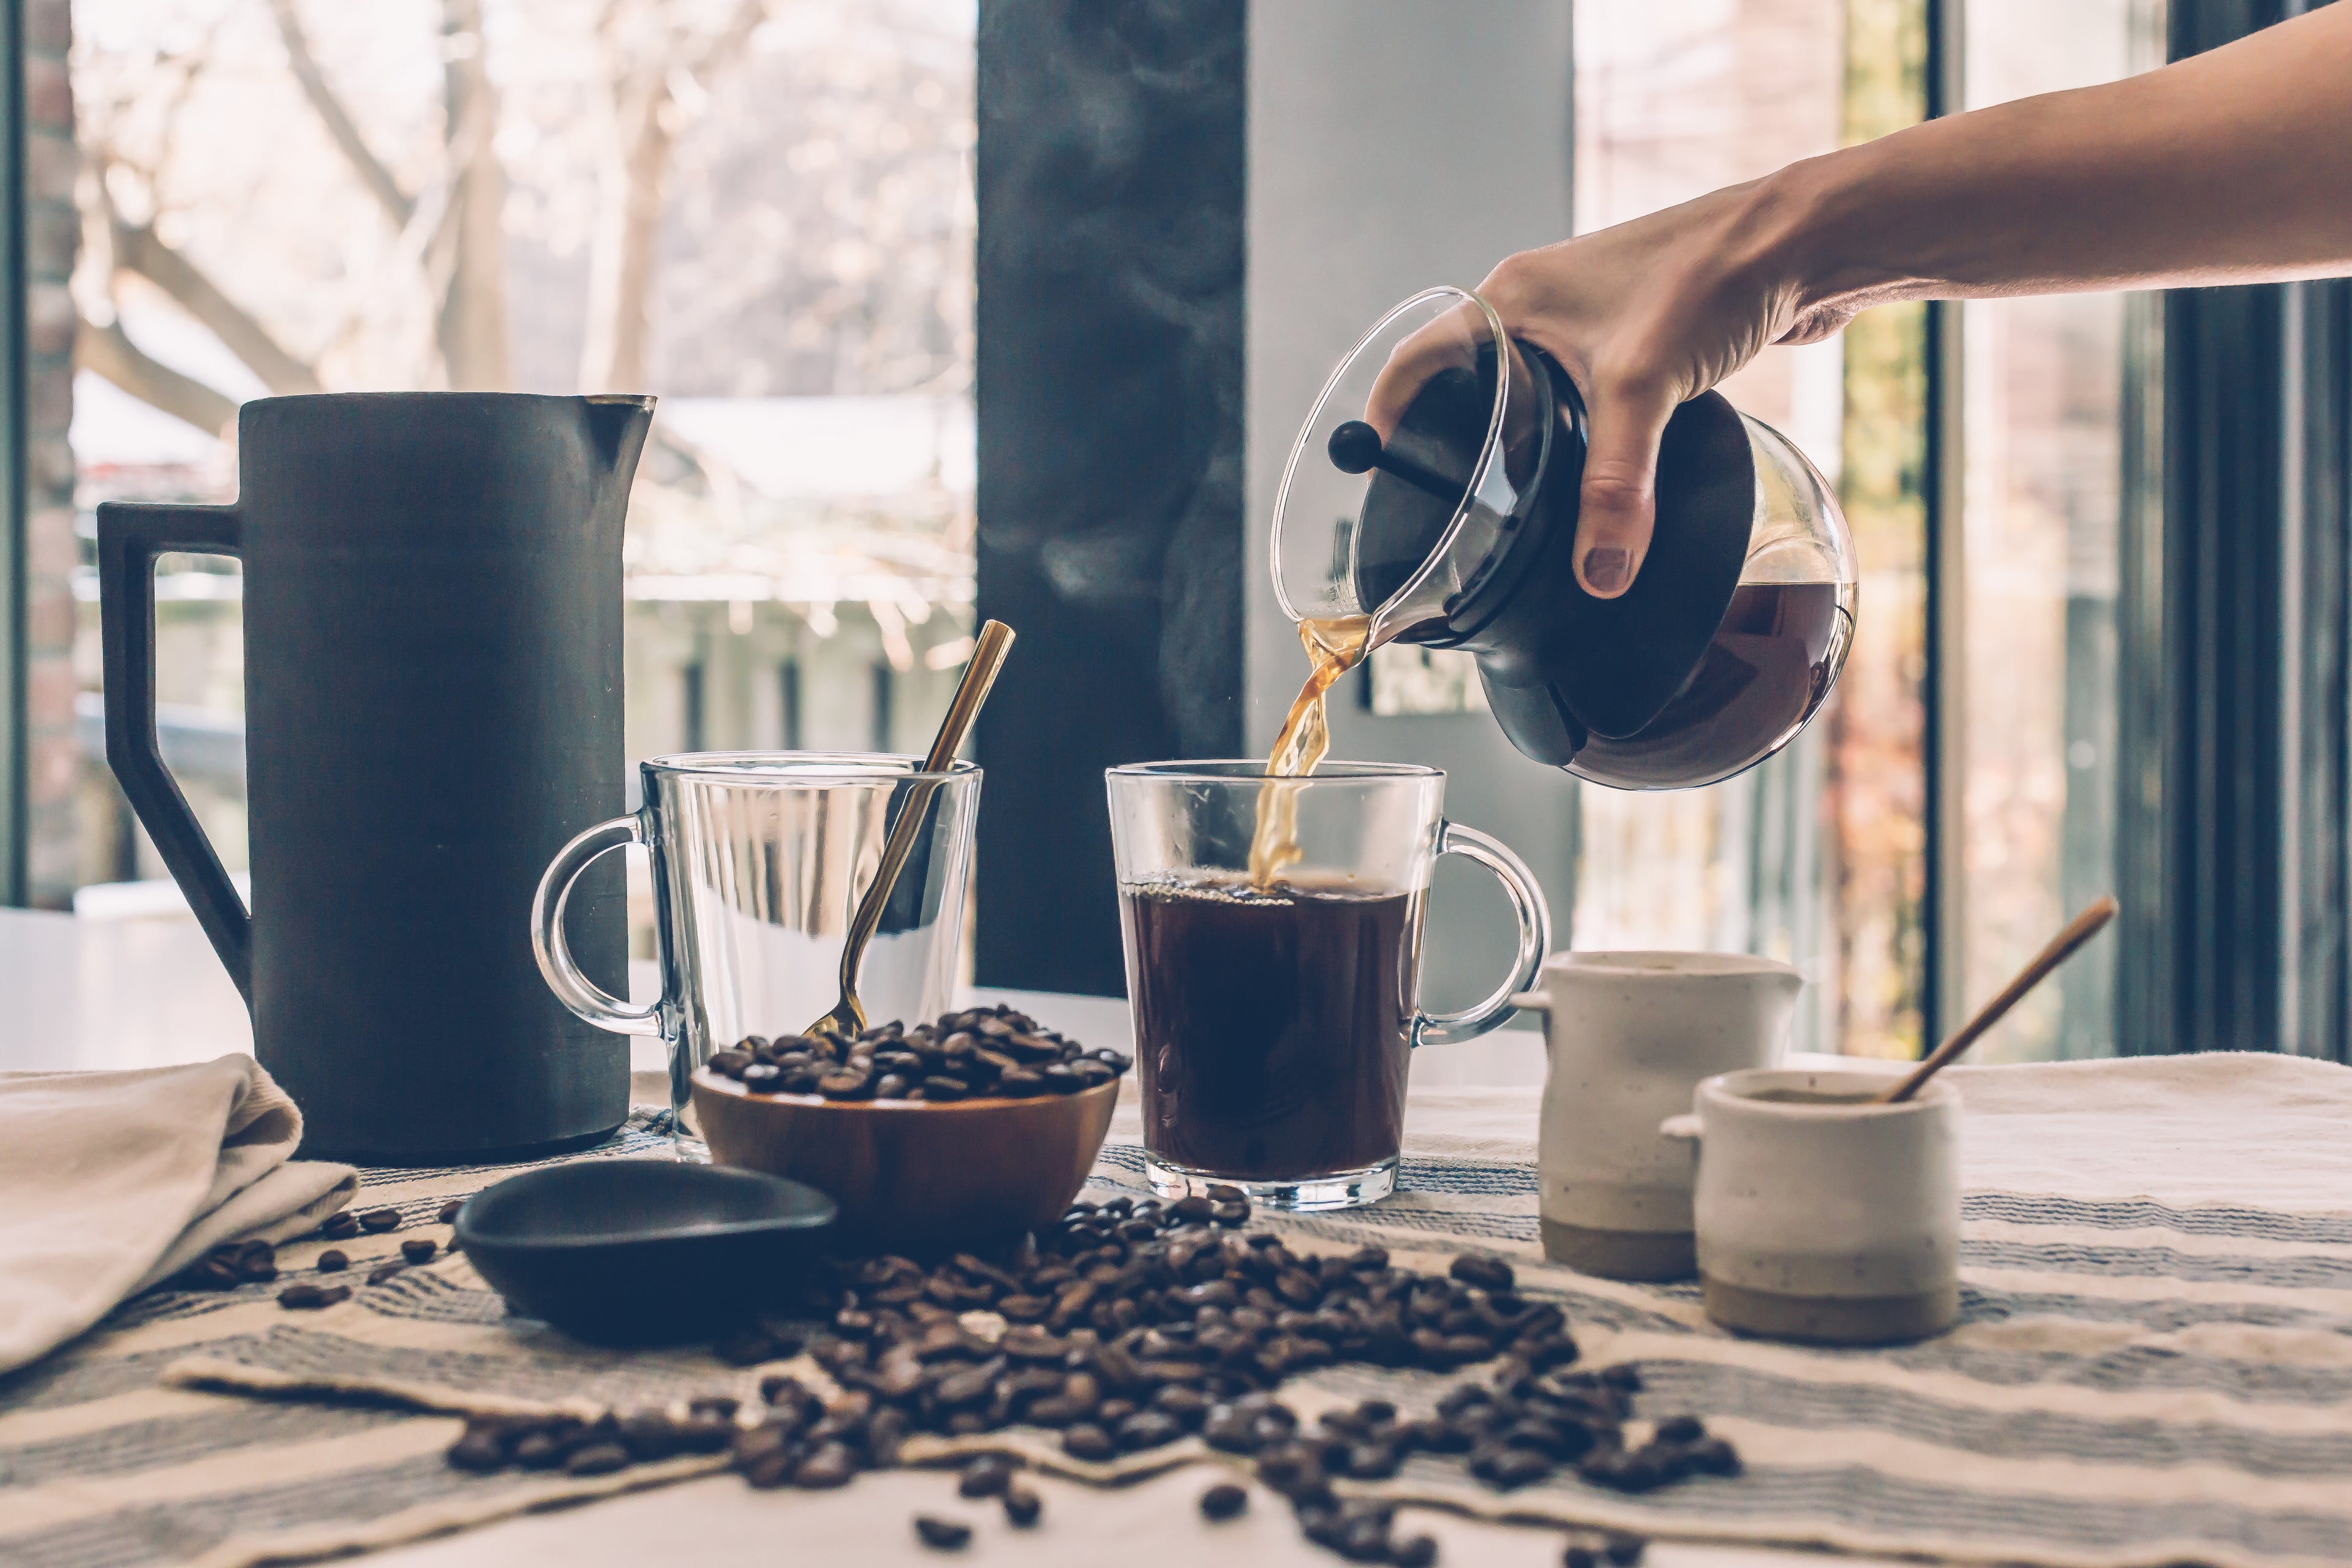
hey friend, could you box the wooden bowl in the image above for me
[692,1071,1119,1253]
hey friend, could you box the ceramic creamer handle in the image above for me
[1506,991,1550,1013]
[1659,1114,1703,1142]
[532,812,663,1036]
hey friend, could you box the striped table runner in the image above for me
[6,1065,2352,1568]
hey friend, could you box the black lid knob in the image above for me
[1328,420,1384,475]
[1327,419,1466,500]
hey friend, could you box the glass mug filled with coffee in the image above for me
[1107,761,1548,1210]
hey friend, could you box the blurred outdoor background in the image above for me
[50,0,2155,1060]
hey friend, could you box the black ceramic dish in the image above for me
[455,1160,837,1345]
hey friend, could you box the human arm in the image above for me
[1469,4,2352,595]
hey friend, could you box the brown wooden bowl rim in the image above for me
[691,1066,1121,1114]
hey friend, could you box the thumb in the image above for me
[1574,374,1677,598]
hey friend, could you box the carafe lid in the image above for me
[1272,289,1540,646]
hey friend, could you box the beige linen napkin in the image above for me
[0,1054,356,1373]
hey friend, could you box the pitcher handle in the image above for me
[1414,820,1553,1047]
[532,813,663,1036]
[97,502,252,1003]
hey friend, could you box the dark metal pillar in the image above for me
[972,1,1248,995]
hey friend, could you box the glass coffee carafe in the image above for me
[1271,287,1856,790]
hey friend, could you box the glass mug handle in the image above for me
[531,813,663,1037]
[1413,821,1553,1048]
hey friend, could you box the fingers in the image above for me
[1574,372,1678,598]
[1364,304,1487,438]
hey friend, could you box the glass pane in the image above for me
[1571,0,1929,1057]
[63,1,977,944]
[1957,0,2160,1059]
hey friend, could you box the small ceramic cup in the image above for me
[1662,1065,1961,1345]
[1511,951,1801,1281]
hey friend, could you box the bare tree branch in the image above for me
[111,217,322,396]
[687,0,772,75]
[579,0,769,392]
[266,0,416,230]
[77,317,239,437]
[435,0,509,390]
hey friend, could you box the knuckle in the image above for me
[1480,251,1539,311]
[1579,461,1654,514]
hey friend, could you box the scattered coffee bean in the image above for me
[437,1199,465,1225]
[316,1250,349,1273]
[1449,1253,1514,1292]
[401,1238,438,1264]
[233,1240,279,1281]
[795,1444,858,1488]
[565,1442,631,1476]
[1061,1422,1116,1462]
[1683,1436,1742,1477]
[913,1516,971,1551]
[1200,1481,1250,1520]
[431,1163,1742,1565]
[1117,1410,1183,1450]
[367,1262,407,1286]
[1563,1531,1650,1568]
[957,1456,1016,1498]
[358,1208,403,1234]
[445,1431,505,1472]
[1001,1485,1042,1527]
[276,1283,349,1310]
[318,1211,360,1241]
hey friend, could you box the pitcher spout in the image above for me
[582,394,657,476]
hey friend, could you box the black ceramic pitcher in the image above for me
[97,392,652,1163]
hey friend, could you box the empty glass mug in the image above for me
[533,753,981,1133]
[1107,761,1550,1210]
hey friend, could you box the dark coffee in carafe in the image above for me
[1123,876,1421,1182]
[1564,579,1851,788]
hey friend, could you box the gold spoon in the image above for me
[1876,895,2119,1104]
[805,620,1016,1039]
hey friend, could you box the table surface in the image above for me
[0,906,1871,1568]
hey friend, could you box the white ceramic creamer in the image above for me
[1510,951,1801,1280]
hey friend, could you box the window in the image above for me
[1570,0,1927,1057]
[53,0,975,919]
[1954,0,2163,1059]
[1568,0,2160,1059]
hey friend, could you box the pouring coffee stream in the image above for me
[1247,614,1372,888]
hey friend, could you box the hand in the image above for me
[1418,178,1841,598]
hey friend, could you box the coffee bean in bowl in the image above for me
[692,1006,1126,1251]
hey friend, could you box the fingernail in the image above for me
[1581,548,1630,593]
